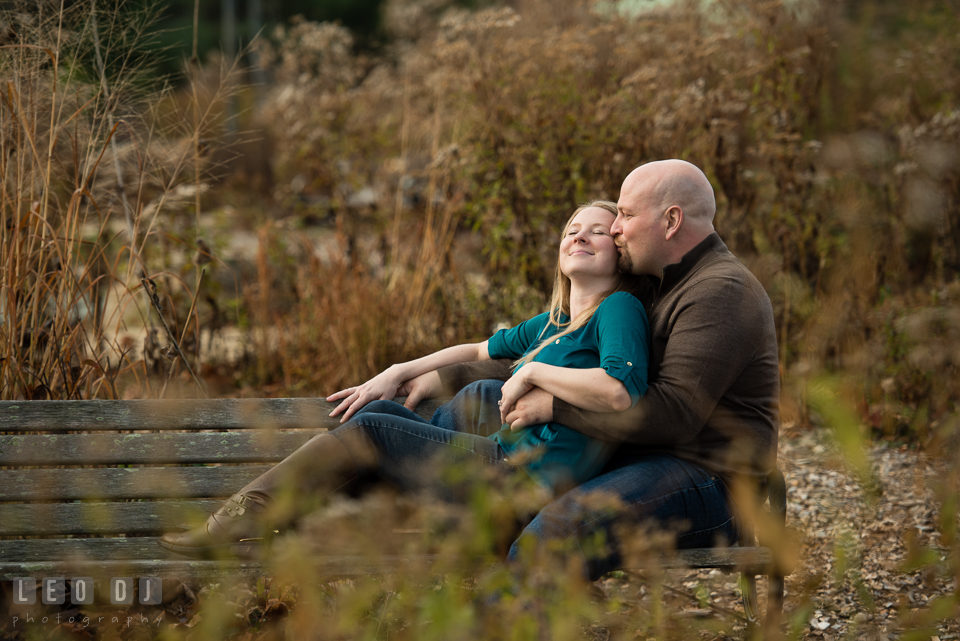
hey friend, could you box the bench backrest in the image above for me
[0,398,443,540]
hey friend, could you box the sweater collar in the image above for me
[657,232,728,291]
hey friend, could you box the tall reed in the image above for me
[0,0,243,400]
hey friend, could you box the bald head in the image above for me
[612,160,717,276]
[623,159,716,225]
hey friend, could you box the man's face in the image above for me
[611,171,664,276]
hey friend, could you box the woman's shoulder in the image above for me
[505,310,556,338]
[521,310,554,328]
[591,292,650,337]
[598,291,647,314]
[592,291,648,327]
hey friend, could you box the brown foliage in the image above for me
[246,0,959,440]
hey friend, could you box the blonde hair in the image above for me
[514,201,650,369]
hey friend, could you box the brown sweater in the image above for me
[438,233,780,483]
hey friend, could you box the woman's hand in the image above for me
[499,364,537,425]
[327,366,406,423]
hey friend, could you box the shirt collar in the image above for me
[657,232,728,291]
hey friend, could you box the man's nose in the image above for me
[611,214,623,237]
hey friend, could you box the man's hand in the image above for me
[498,367,535,424]
[504,386,554,431]
[397,371,442,411]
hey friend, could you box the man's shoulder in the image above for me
[687,246,770,301]
[660,246,774,329]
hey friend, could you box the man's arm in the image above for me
[549,277,769,445]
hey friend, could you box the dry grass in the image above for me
[2,0,959,638]
[0,0,248,400]
[245,0,960,440]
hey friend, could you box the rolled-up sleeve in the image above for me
[596,292,650,405]
[487,312,553,361]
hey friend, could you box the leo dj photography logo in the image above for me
[11,577,162,606]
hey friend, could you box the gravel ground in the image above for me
[635,428,960,640]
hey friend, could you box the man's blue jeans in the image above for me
[331,380,739,581]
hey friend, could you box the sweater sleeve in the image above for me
[437,313,551,395]
[553,277,767,445]
[487,312,552,361]
[594,292,650,405]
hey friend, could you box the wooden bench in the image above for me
[0,399,787,627]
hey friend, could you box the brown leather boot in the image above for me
[159,433,360,558]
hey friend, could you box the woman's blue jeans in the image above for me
[329,380,739,580]
[328,386,512,504]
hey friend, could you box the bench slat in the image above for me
[0,558,271,580]
[668,546,772,570]
[0,555,459,580]
[0,538,774,580]
[0,537,773,570]
[0,398,442,432]
[0,466,275,501]
[0,538,402,562]
[0,431,322,466]
[0,537,199,561]
[0,500,221,536]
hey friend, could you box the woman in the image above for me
[160,201,651,558]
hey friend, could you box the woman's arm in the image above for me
[327,341,490,422]
[498,363,631,426]
[500,292,649,428]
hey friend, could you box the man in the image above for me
[406,159,780,578]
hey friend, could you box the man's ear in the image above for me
[664,205,683,240]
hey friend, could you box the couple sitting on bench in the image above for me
[160,159,780,581]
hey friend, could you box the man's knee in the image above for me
[432,380,503,435]
[516,489,618,544]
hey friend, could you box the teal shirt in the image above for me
[487,291,650,492]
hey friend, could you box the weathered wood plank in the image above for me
[0,542,774,580]
[0,538,772,570]
[0,555,458,580]
[0,431,323,466]
[0,466,276,501]
[0,537,438,563]
[0,500,221,536]
[0,398,442,432]
[668,546,773,571]
[0,537,193,562]
[0,558,269,580]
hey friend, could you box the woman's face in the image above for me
[558,207,619,282]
